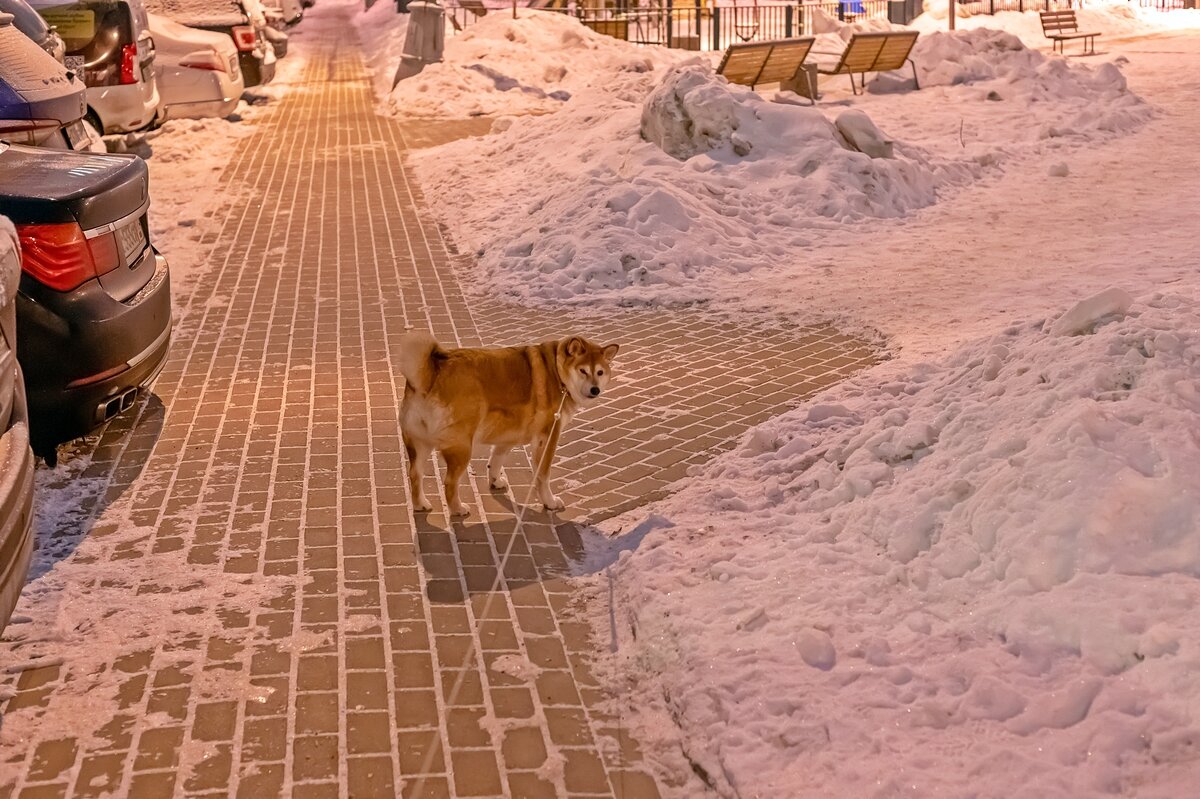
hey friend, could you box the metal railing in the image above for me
[433,0,1195,46]
[440,1,893,47]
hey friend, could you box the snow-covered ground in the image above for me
[595,287,1200,797]
[359,2,1200,795]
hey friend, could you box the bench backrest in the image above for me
[833,30,919,74]
[1040,10,1079,35]
[717,37,816,87]
[459,0,488,17]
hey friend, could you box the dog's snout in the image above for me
[589,386,601,397]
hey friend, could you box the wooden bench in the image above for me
[1040,10,1100,55]
[458,0,488,16]
[716,37,818,104]
[812,30,920,95]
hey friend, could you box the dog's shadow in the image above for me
[412,498,589,605]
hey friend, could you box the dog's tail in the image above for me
[398,330,441,394]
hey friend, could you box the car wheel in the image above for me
[85,109,106,137]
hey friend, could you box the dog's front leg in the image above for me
[488,445,512,490]
[533,426,564,511]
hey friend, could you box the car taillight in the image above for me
[179,49,227,72]
[15,223,121,293]
[231,25,256,52]
[120,42,138,85]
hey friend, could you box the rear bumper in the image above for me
[160,95,241,121]
[86,81,161,134]
[18,251,173,446]
[0,390,35,635]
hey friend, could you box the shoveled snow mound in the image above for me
[353,0,411,101]
[599,290,1200,798]
[915,0,1200,45]
[358,7,682,117]
[903,28,1150,137]
[415,63,976,302]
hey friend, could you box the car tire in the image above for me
[85,109,106,137]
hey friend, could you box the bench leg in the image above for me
[909,58,920,91]
[805,71,817,106]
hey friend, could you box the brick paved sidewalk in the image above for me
[0,6,876,799]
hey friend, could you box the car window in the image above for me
[35,1,132,54]
[0,0,51,40]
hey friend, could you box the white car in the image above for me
[148,13,244,121]
[29,0,161,134]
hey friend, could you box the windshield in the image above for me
[32,2,131,54]
[0,0,51,40]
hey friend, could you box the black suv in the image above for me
[0,143,172,462]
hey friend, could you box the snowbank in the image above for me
[414,62,976,302]
[357,6,681,117]
[913,0,1200,47]
[904,27,1149,137]
[414,25,1148,306]
[600,289,1200,797]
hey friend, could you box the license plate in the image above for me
[64,120,89,150]
[116,221,147,265]
[64,55,85,71]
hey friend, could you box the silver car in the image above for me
[0,217,35,634]
[29,0,162,134]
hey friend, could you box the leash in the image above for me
[411,388,570,786]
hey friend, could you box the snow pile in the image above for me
[415,62,975,302]
[600,289,1200,797]
[353,0,411,101]
[915,0,1200,45]
[357,6,682,117]
[906,28,1150,137]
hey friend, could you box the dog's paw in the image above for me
[542,495,565,512]
[448,503,471,518]
[413,495,432,513]
[489,476,509,491]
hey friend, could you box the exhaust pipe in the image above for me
[98,387,138,422]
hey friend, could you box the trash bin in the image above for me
[393,1,445,86]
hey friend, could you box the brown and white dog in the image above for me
[398,332,619,517]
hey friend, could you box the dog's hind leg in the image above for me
[533,427,565,511]
[404,434,433,512]
[487,446,512,491]
[442,446,472,517]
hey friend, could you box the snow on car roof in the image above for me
[141,0,245,24]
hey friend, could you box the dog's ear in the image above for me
[602,343,619,362]
[566,337,586,357]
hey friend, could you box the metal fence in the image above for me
[441,1,895,47]
[435,0,1196,46]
